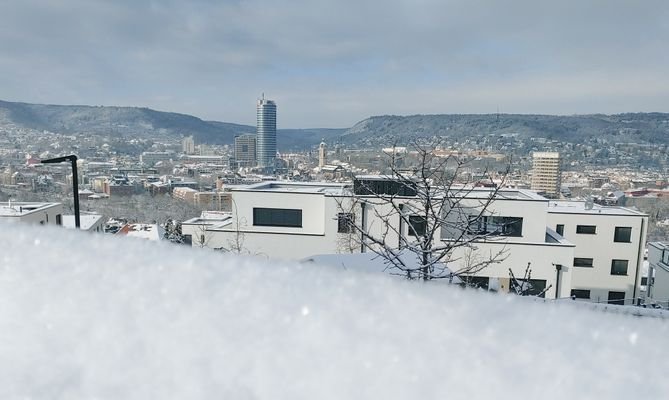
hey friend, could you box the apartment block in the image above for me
[531,152,561,198]
[546,201,647,304]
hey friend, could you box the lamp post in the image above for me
[41,155,80,229]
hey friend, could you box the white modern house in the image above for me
[546,201,647,305]
[183,178,649,301]
[646,242,669,307]
[0,201,64,226]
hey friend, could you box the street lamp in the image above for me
[41,155,80,229]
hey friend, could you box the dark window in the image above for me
[613,227,632,243]
[468,216,523,237]
[608,291,626,305]
[571,289,591,299]
[183,234,193,245]
[337,213,355,233]
[576,225,596,234]
[463,276,490,290]
[408,215,427,236]
[353,178,417,196]
[509,279,547,297]
[55,214,62,226]
[253,208,302,227]
[573,257,594,268]
[610,259,629,276]
[555,224,564,236]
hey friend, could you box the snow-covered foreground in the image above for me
[0,225,667,399]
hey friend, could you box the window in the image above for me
[468,216,523,237]
[353,178,417,196]
[555,224,564,236]
[337,213,354,233]
[573,257,594,268]
[607,291,626,305]
[509,279,547,297]
[570,289,591,299]
[55,214,62,226]
[613,227,632,243]
[253,208,302,228]
[463,276,491,290]
[576,225,596,234]
[610,259,629,276]
[408,215,427,236]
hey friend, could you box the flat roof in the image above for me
[547,201,647,216]
[0,202,61,217]
[62,214,104,230]
[233,181,348,195]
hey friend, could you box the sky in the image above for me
[1,0,668,128]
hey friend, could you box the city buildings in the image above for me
[256,96,277,171]
[182,136,195,155]
[531,152,561,198]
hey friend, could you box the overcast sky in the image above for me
[1,0,668,128]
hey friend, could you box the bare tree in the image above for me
[509,263,552,298]
[337,143,512,281]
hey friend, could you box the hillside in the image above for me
[343,113,669,145]
[0,100,343,149]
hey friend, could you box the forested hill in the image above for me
[2,100,668,148]
[0,100,343,149]
[342,113,669,145]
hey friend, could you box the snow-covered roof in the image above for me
[547,201,646,216]
[62,214,104,231]
[116,223,164,241]
[2,223,668,398]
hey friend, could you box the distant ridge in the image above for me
[0,100,344,149]
[2,100,668,149]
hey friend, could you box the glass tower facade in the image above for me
[256,98,277,171]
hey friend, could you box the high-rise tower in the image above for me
[256,95,277,171]
[531,152,562,198]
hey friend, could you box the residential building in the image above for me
[546,200,647,304]
[646,242,669,307]
[0,201,63,225]
[182,136,195,154]
[62,214,105,232]
[256,96,277,171]
[140,151,173,166]
[531,152,561,198]
[182,180,576,299]
[234,134,257,167]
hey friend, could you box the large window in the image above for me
[573,257,594,268]
[253,208,302,228]
[55,214,62,226]
[608,291,626,305]
[408,215,427,237]
[337,213,354,233]
[570,289,591,299]
[468,216,523,237]
[613,227,632,243]
[576,225,597,234]
[610,259,629,276]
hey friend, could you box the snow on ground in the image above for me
[0,225,667,399]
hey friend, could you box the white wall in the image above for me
[547,210,647,303]
[647,243,669,305]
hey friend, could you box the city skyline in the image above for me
[1,0,668,128]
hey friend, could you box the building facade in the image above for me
[0,201,64,226]
[531,152,561,198]
[234,134,257,167]
[646,242,669,307]
[256,97,277,171]
[546,201,647,304]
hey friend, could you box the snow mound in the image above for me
[0,225,667,399]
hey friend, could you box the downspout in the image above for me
[632,218,645,300]
[360,201,366,253]
[554,264,562,299]
[398,204,404,249]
